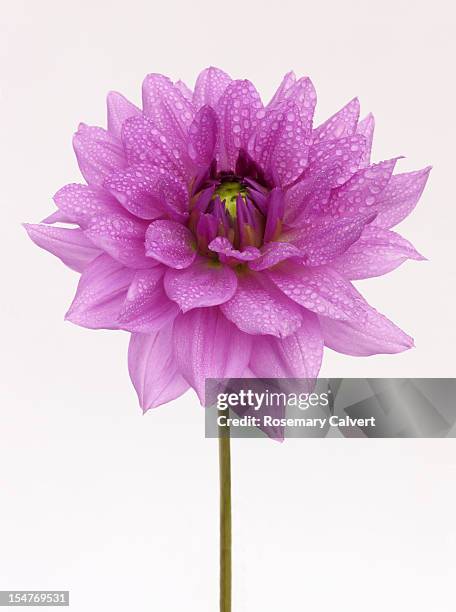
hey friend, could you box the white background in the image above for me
[1,0,456,610]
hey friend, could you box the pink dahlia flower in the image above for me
[25,68,430,409]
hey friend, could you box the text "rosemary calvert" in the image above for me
[217,415,376,429]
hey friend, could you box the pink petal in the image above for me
[53,183,124,228]
[319,307,414,356]
[121,114,189,179]
[119,267,179,333]
[313,98,360,142]
[41,210,74,224]
[327,158,399,218]
[208,237,261,263]
[174,79,193,101]
[356,113,375,168]
[216,80,263,170]
[187,105,217,168]
[248,242,302,271]
[66,254,135,329]
[284,174,331,226]
[307,134,366,188]
[193,67,232,110]
[250,100,310,186]
[106,91,140,139]
[142,73,195,136]
[85,214,153,269]
[145,220,196,269]
[267,71,296,109]
[372,166,431,229]
[73,124,126,187]
[278,76,317,137]
[269,263,413,355]
[105,163,187,221]
[220,273,303,338]
[173,308,252,402]
[128,324,189,411]
[332,225,425,279]
[24,224,101,272]
[285,211,376,267]
[249,310,323,378]
[164,258,237,312]
[268,263,372,320]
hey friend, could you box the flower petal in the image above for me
[216,80,263,170]
[372,166,431,229]
[267,75,316,138]
[193,66,232,110]
[269,263,374,320]
[220,273,303,338]
[73,124,126,187]
[66,253,134,329]
[267,71,296,109]
[164,258,237,312]
[121,114,188,178]
[269,263,413,355]
[356,113,375,168]
[53,183,124,228]
[250,100,309,186]
[174,79,193,101]
[285,211,376,266]
[313,98,360,142]
[319,308,414,356]
[327,158,399,218]
[106,91,140,139]
[145,220,196,269]
[187,105,217,168]
[128,324,189,411]
[307,134,366,189]
[105,163,188,221]
[173,307,252,402]
[24,224,101,272]
[85,214,153,269]
[248,242,302,271]
[332,225,425,279]
[208,237,261,263]
[283,174,331,226]
[249,310,323,378]
[142,73,195,136]
[118,267,179,333]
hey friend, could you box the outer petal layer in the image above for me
[107,91,141,139]
[319,310,413,356]
[173,308,252,402]
[269,264,413,355]
[373,167,431,229]
[193,67,232,110]
[66,254,134,329]
[24,224,101,272]
[73,124,126,187]
[53,183,124,228]
[332,226,425,279]
[128,323,189,411]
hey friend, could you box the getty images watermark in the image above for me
[205,378,456,438]
[205,378,376,438]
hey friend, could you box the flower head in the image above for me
[25,68,430,409]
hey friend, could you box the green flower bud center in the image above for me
[214,180,247,218]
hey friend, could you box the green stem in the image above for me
[219,416,231,612]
